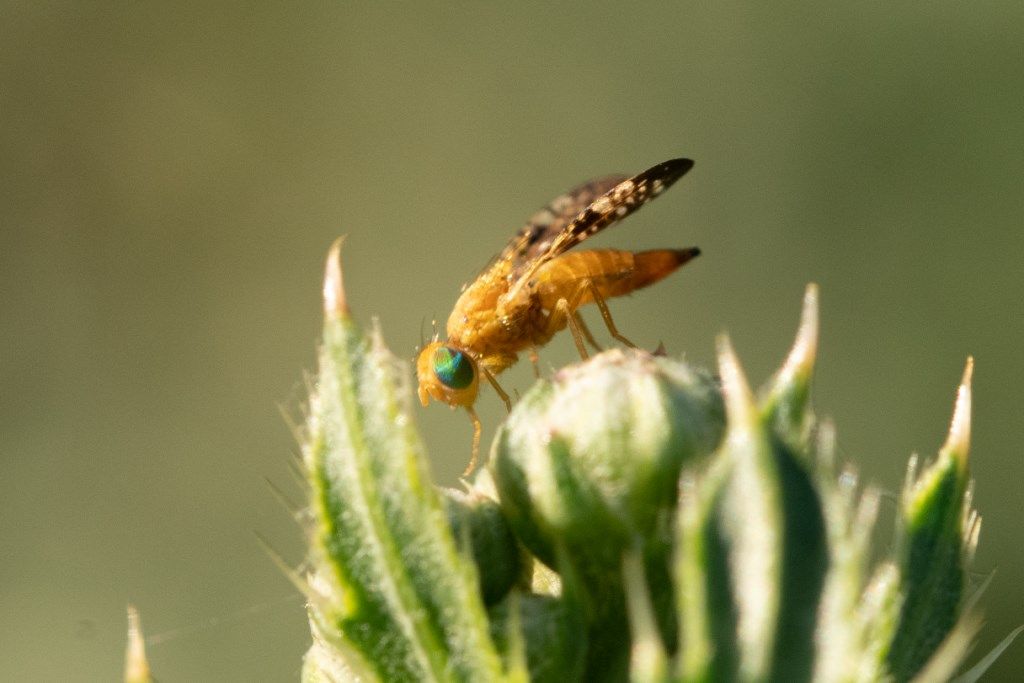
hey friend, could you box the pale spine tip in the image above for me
[779,283,819,383]
[323,236,350,318]
[716,334,757,431]
[124,604,151,683]
[943,356,973,468]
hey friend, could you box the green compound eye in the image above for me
[433,347,475,389]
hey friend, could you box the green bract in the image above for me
[293,243,1000,683]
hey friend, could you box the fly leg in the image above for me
[463,406,482,476]
[548,281,593,361]
[480,366,512,412]
[572,312,604,352]
[587,280,637,348]
[528,347,542,378]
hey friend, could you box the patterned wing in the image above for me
[508,158,694,291]
[499,174,629,271]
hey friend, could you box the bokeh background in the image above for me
[2,3,1022,680]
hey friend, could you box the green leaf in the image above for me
[886,359,977,680]
[678,338,829,681]
[303,239,505,682]
[676,458,738,682]
[623,547,670,683]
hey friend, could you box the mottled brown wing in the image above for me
[508,158,694,291]
[500,175,629,271]
[463,176,628,291]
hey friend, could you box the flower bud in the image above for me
[491,348,724,580]
[441,482,525,606]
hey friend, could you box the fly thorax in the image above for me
[496,287,530,317]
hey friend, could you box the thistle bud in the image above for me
[488,349,724,677]
[491,348,724,590]
[441,481,526,606]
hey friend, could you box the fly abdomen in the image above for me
[531,247,700,310]
[626,247,701,292]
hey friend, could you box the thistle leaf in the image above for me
[623,547,671,683]
[713,338,829,680]
[885,359,977,680]
[676,459,738,681]
[303,239,504,682]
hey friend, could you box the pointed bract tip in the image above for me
[124,604,151,683]
[778,283,820,383]
[716,334,757,429]
[797,282,820,359]
[323,236,350,318]
[960,355,974,388]
[944,356,973,466]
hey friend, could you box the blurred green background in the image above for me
[2,2,1021,680]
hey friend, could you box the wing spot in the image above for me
[590,196,612,213]
[531,209,556,227]
[549,194,573,212]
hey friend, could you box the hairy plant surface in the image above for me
[295,241,992,683]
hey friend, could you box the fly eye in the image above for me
[432,347,475,389]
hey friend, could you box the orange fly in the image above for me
[417,158,700,474]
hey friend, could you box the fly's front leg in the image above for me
[480,366,512,412]
[587,280,637,348]
[463,406,482,476]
